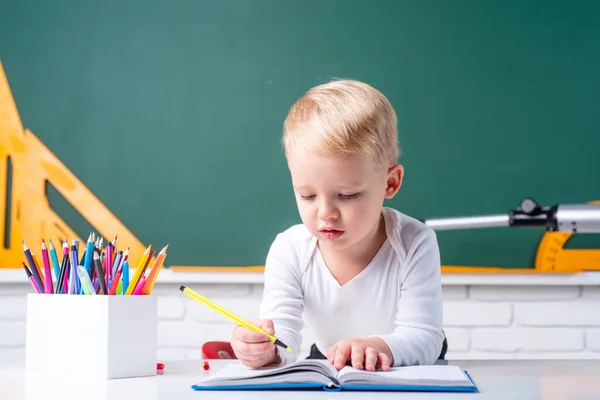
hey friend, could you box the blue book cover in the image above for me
[191,360,478,392]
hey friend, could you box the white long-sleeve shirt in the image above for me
[259,207,444,367]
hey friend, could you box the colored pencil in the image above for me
[142,245,168,294]
[122,261,130,294]
[68,243,79,294]
[180,285,292,352]
[105,241,114,288]
[83,232,94,279]
[41,240,54,294]
[125,245,152,295]
[48,239,61,283]
[22,242,44,291]
[94,250,107,295]
[61,241,69,293]
[24,264,42,293]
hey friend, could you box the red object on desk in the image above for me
[201,341,236,360]
[157,363,165,370]
[203,361,210,371]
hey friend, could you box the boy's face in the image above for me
[286,144,403,253]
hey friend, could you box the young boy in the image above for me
[231,79,445,372]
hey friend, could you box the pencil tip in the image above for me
[179,285,185,292]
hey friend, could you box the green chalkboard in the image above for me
[1,0,599,268]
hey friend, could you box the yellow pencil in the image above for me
[125,244,151,295]
[179,285,292,352]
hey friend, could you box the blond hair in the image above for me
[282,79,399,168]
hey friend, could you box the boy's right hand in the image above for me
[231,319,279,368]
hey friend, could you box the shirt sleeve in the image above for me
[259,232,305,365]
[373,227,445,366]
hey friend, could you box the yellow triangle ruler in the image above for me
[0,60,148,270]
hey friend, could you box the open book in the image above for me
[192,359,477,392]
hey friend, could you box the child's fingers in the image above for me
[234,326,271,344]
[333,342,351,369]
[326,344,337,362]
[376,352,391,371]
[231,338,275,365]
[364,347,379,371]
[238,351,275,368]
[351,344,365,369]
[239,351,274,363]
[257,319,275,335]
[235,340,274,356]
[230,323,278,369]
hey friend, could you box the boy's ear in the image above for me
[384,164,404,199]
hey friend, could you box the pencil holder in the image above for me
[25,293,157,379]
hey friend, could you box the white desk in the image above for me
[2,359,600,400]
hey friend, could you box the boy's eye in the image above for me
[300,194,316,201]
[339,192,360,200]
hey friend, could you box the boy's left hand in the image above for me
[326,337,393,371]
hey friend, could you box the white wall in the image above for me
[1,280,599,367]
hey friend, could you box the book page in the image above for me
[337,364,474,387]
[195,360,339,388]
[206,359,337,380]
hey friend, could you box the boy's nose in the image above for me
[318,203,340,220]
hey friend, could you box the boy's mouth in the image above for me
[319,229,344,240]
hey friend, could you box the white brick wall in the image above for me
[444,285,600,360]
[587,329,600,351]
[1,282,600,367]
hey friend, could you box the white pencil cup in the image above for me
[25,293,157,379]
